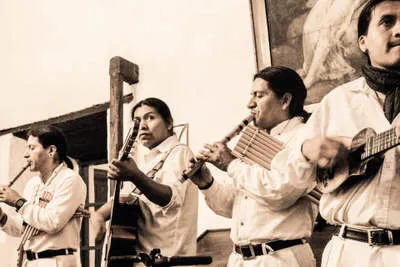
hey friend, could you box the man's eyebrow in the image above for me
[137,111,156,118]
[377,12,396,23]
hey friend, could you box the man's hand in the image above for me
[90,211,107,242]
[197,142,236,171]
[302,137,350,169]
[0,186,21,207]
[189,160,214,189]
[107,157,142,182]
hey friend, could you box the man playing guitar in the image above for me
[91,98,198,265]
[299,0,400,266]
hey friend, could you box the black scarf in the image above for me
[362,63,400,123]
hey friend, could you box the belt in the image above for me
[335,225,400,246]
[234,239,304,260]
[26,248,76,261]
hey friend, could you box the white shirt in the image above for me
[122,135,198,256]
[1,163,87,253]
[202,117,317,245]
[295,77,400,229]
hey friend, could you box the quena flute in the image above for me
[180,114,255,182]
[8,162,31,187]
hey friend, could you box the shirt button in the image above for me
[240,222,244,226]
[244,196,248,199]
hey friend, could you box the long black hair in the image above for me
[27,125,73,169]
[131,97,174,135]
[254,66,310,121]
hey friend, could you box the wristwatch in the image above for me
[15,198,27,212]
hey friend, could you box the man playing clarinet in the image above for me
[0,125,86,267]
[190,66,317,266]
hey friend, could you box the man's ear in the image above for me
[48,145,57,157]
[167,120,174,132]
[358,35,368,54]
[281,93,292,111]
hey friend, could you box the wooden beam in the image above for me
[109,57,139,196]
[0,94,133,136]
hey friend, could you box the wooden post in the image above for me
[109,56,139,196]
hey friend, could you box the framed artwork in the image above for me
[250,0,369,104]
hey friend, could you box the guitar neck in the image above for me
[363,127,400,159]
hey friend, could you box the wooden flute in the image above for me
[179,114,255,182]
[8,162,31,187]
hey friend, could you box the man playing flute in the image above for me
[0,125,87,267]
[191,66,317,266]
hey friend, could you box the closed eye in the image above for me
[252,91,267,98]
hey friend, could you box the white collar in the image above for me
[142,134,180,155]
[270,116,304,136]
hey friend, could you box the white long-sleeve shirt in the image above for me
[122,135,198,256]
[295,77,400,229]
[1,163,87,253]
[202,117,317,245]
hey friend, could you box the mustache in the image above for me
[388,40,400,48]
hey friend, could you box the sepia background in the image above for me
[0,0,372,266]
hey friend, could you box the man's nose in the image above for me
[247,98,256,109]
[393,19,400,37]
[140,120,148,129]
[23,149,29,159]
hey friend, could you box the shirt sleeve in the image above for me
[0,179,36,237]
[138,145,194,215]
[201,178,235,218]
[227,143,316,211]
[18,172,86,234]
[0,210,24,237]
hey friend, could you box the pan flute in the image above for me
[232,124,322,205]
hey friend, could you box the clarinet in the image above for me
[180,114,255,182]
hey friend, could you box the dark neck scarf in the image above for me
[362,63,400,123]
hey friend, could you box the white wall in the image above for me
[0,134,32,266]
[0,0,258,252]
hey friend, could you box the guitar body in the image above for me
[317,128,384,193]
[105,191,141,267]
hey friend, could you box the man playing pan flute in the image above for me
[190,66,318,266]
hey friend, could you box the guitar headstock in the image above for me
[119,118,141,161]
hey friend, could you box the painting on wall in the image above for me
[264,0,369,104]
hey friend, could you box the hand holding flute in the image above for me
[181,114,255,182]
[0,162,31,207]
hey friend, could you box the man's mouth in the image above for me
[140,133,152,139]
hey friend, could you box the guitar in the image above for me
[105,118,141,267]
[317,126,400,193]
